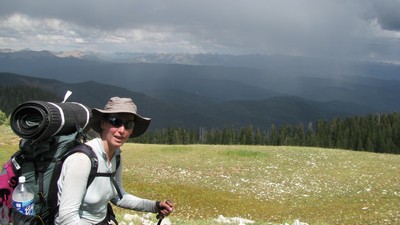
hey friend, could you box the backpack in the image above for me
[0,158,17,224]
[1,131,122,225]
[0,131,82,224]
[1,95,122,224]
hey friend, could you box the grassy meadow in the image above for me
[1,125,399,224]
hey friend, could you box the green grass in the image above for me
[116,144,400,224]
[1,125,399,224]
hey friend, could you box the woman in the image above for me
[56,97,174,224]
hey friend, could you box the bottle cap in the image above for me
[18,176,26,183]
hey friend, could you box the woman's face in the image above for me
[100,113,135,150]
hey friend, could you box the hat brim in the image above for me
[90,108,151,138]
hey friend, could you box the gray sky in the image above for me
[1,0,400,63]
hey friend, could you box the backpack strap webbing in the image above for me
[95,153,122,199]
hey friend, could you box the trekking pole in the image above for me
[156,200,174,225]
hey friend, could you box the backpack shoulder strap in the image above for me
[47,144,98,221]
[67,144,99,188]
[71,145,120,192]
[48,144,123,221]
[116,153,121,170]
[95,151,122,199]
[76,146,121,192]
[73,146,123,199]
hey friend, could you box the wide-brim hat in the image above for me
[90,97,151,137]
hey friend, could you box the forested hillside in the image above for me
[0,85,61,115]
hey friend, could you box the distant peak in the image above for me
[52,50,85,58]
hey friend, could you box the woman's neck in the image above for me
[102,139,116,164]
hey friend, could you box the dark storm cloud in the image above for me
[372,0,400,31]
[0,0,399,62]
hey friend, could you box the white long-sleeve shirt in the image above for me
[55,138,158,224]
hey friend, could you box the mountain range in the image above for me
[1,49,399,131]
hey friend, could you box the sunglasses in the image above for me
[106,117,135,129]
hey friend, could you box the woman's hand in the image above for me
[156,200,174,218]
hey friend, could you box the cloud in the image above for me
[0,0,399,62]
[370,0,400,31]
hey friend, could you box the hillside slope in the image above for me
[1,73,372,131]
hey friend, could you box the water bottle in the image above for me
[11,176,35,216]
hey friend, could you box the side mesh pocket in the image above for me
[11,209,45,225]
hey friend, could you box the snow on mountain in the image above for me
[52,50,86,58]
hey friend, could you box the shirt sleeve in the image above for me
[57,153,94,225]
[111,159,158,213]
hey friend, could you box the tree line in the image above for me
[2,109,399,154]
[133,112,400,154]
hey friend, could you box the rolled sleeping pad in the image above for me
[10,101,91,142]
